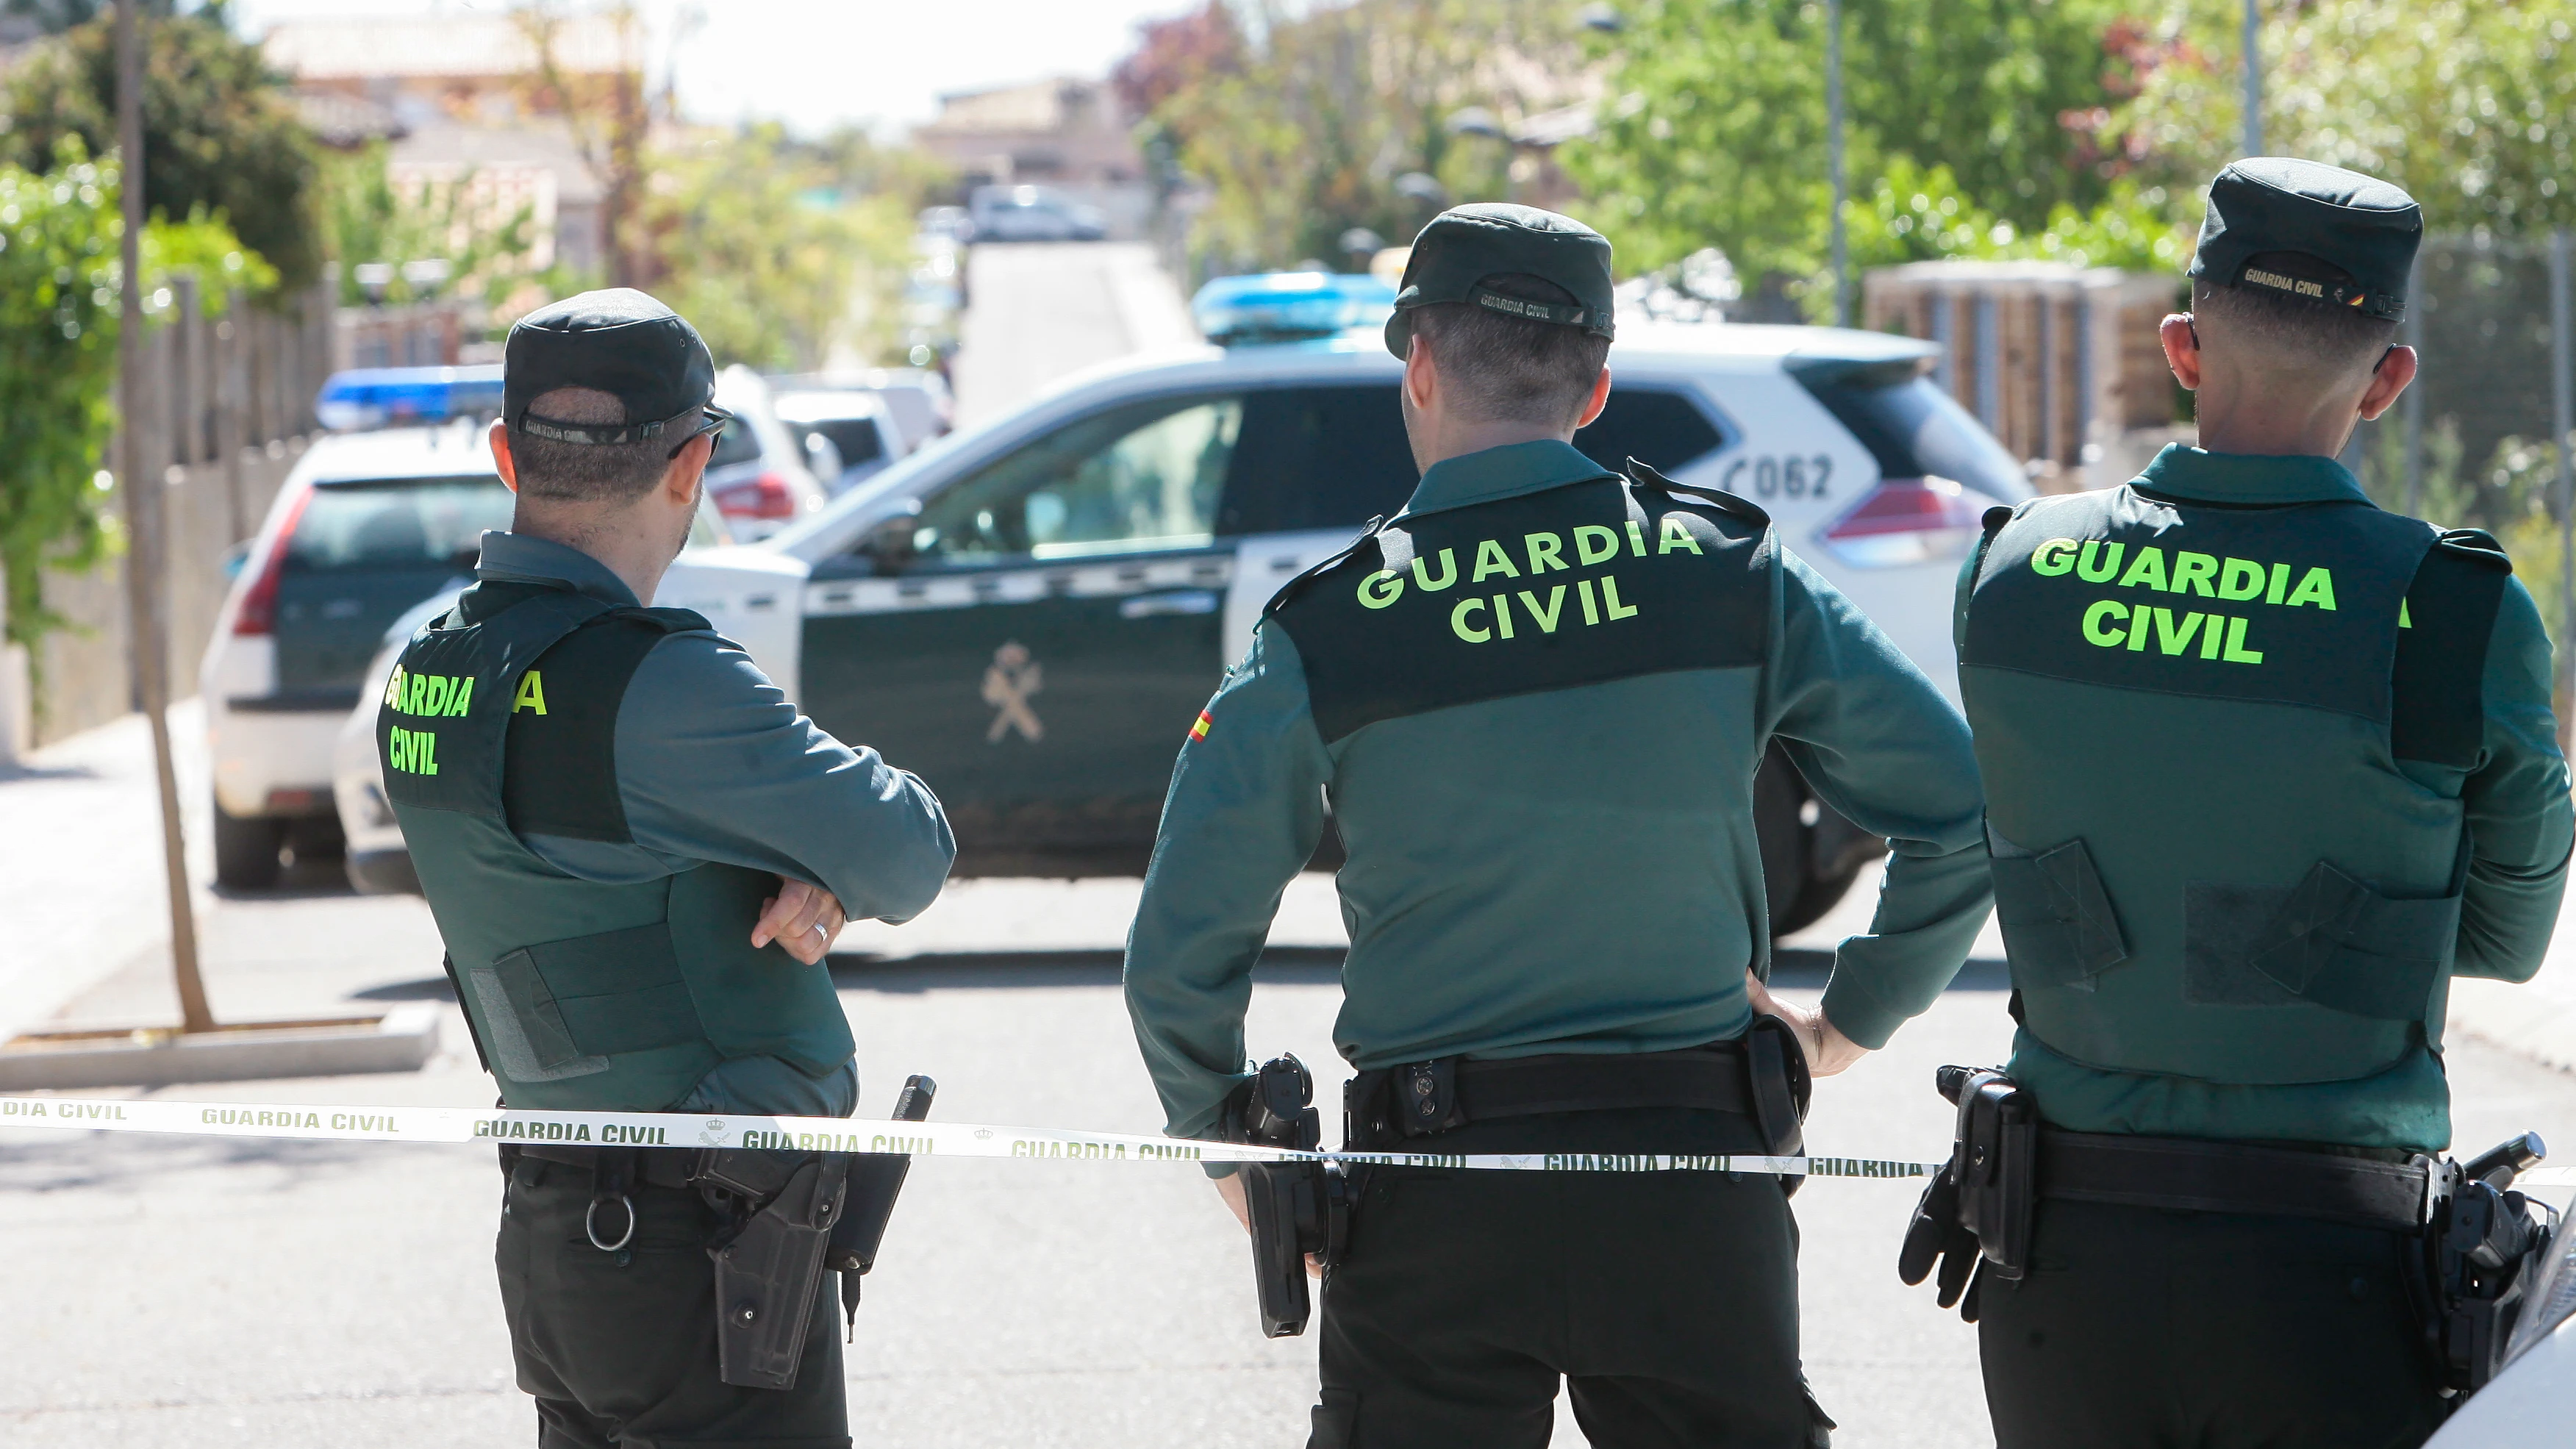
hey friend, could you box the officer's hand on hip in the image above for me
[1745,969,1868,1078]
[751,877,847,965]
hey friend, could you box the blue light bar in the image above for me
[315,365,505,432]
[1190,272,1396,346]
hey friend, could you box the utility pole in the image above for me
[2241,0,2263,156]
[1826,0,1847,327]
[116,1,214,1035]
[2552,229,2574,748]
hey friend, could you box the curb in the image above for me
[0,1003,440,1091]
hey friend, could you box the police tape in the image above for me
[7,1097,2571,1188]
[0,1095,1946,1178]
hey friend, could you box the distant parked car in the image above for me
[916,204,974,245]
[204,425,738,890]
[772,367,954,454]
[774,389,904,496]
[968,184,1106,243]
[703,365,833,543]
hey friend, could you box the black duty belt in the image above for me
[1348,1040,1753,1147]
[2038,1128,2432,1233]
[499,1139,697,1190]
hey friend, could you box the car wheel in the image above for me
[287,813,346,862]
[213,801,286,890]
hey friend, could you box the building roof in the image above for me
[263,12,637,82]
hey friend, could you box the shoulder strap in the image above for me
[1625,457,1772,527]
[2391,527,2512,767]
[501,606,709,844]
[1262,515,1387,620]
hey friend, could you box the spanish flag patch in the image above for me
[1189,709,1214,742]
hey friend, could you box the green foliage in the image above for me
[0,141,265,649]
[1146,0,1582,274]
[315,143,544,310]
[0,4,321,293]
[1567,0,2138,295]
[638,124,918,373]
[2111,1,2576,238]
[1851,157,2190,274]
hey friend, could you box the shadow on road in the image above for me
[0,1129,420,1195]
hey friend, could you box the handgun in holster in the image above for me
[1743,1013,1815,1195]
[2413,1131,2554,1394]
[692,1073,937,1391]
[1222,1053,1352,1339]
[1897,1065,2035,1320]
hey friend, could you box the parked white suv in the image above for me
[201,423,512,888]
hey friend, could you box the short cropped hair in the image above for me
[2192,271,2397,380]
[1406,273,1611,427]
[507,387,674,505]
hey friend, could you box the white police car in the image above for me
[334,284,2026,928]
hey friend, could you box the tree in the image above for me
[1564,0,2139,307]
[0,140,269,653]
[0,3,321,293]
[315,143,548,311]
[636,124,917,373]
[2109,0,2576,237]
[1142,0,1586,274]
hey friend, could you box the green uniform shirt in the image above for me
[1974,446,2572,1151]
[1125,440,1994,1140]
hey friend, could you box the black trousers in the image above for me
[496,1155,850,1449]
[1978,1198,2452,1449]
[1309,1106,1830,1449]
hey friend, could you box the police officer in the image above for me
[1123,204,1995,1448]
[1924,160,2572,1447]
[381,289,954,1448]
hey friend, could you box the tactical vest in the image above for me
[1960,483,2508,1085]
[1264,462,1773,743]
[380,580,855,1111]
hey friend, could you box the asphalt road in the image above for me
[4,243,2574,1448]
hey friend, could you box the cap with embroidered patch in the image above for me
[1384,203,1616,359]
[2189,157,2422,323]
[503,288,718,445]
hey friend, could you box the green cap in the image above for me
[2189,157,2422,323]
[504,288,717,444]
[1384,202,1615,359]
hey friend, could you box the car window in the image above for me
[1216,384,1417,536]
[1786,357,2027,498]
[801,418,885,466]
[912,395,1240,562]
[709,415,765,468]
[285,476,514,570]
[1573,387,1727,476]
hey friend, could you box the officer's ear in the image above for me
[659,431,714,507]
[2158,313,2203,392]
[489,419,520,494]
[1403,329,1445,413]
[2357,343,2417,423]
[1573,364,1611,431]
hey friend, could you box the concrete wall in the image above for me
[35,442,307,746]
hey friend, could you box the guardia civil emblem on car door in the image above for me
[981,641,1045,743]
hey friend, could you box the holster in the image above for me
[2416,1137,2556,1393]
[1223,1054,1353,1339]
[1744,1013,1814,1195]
[694,1148,853,1391]
[1940,1065,2038,1279]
